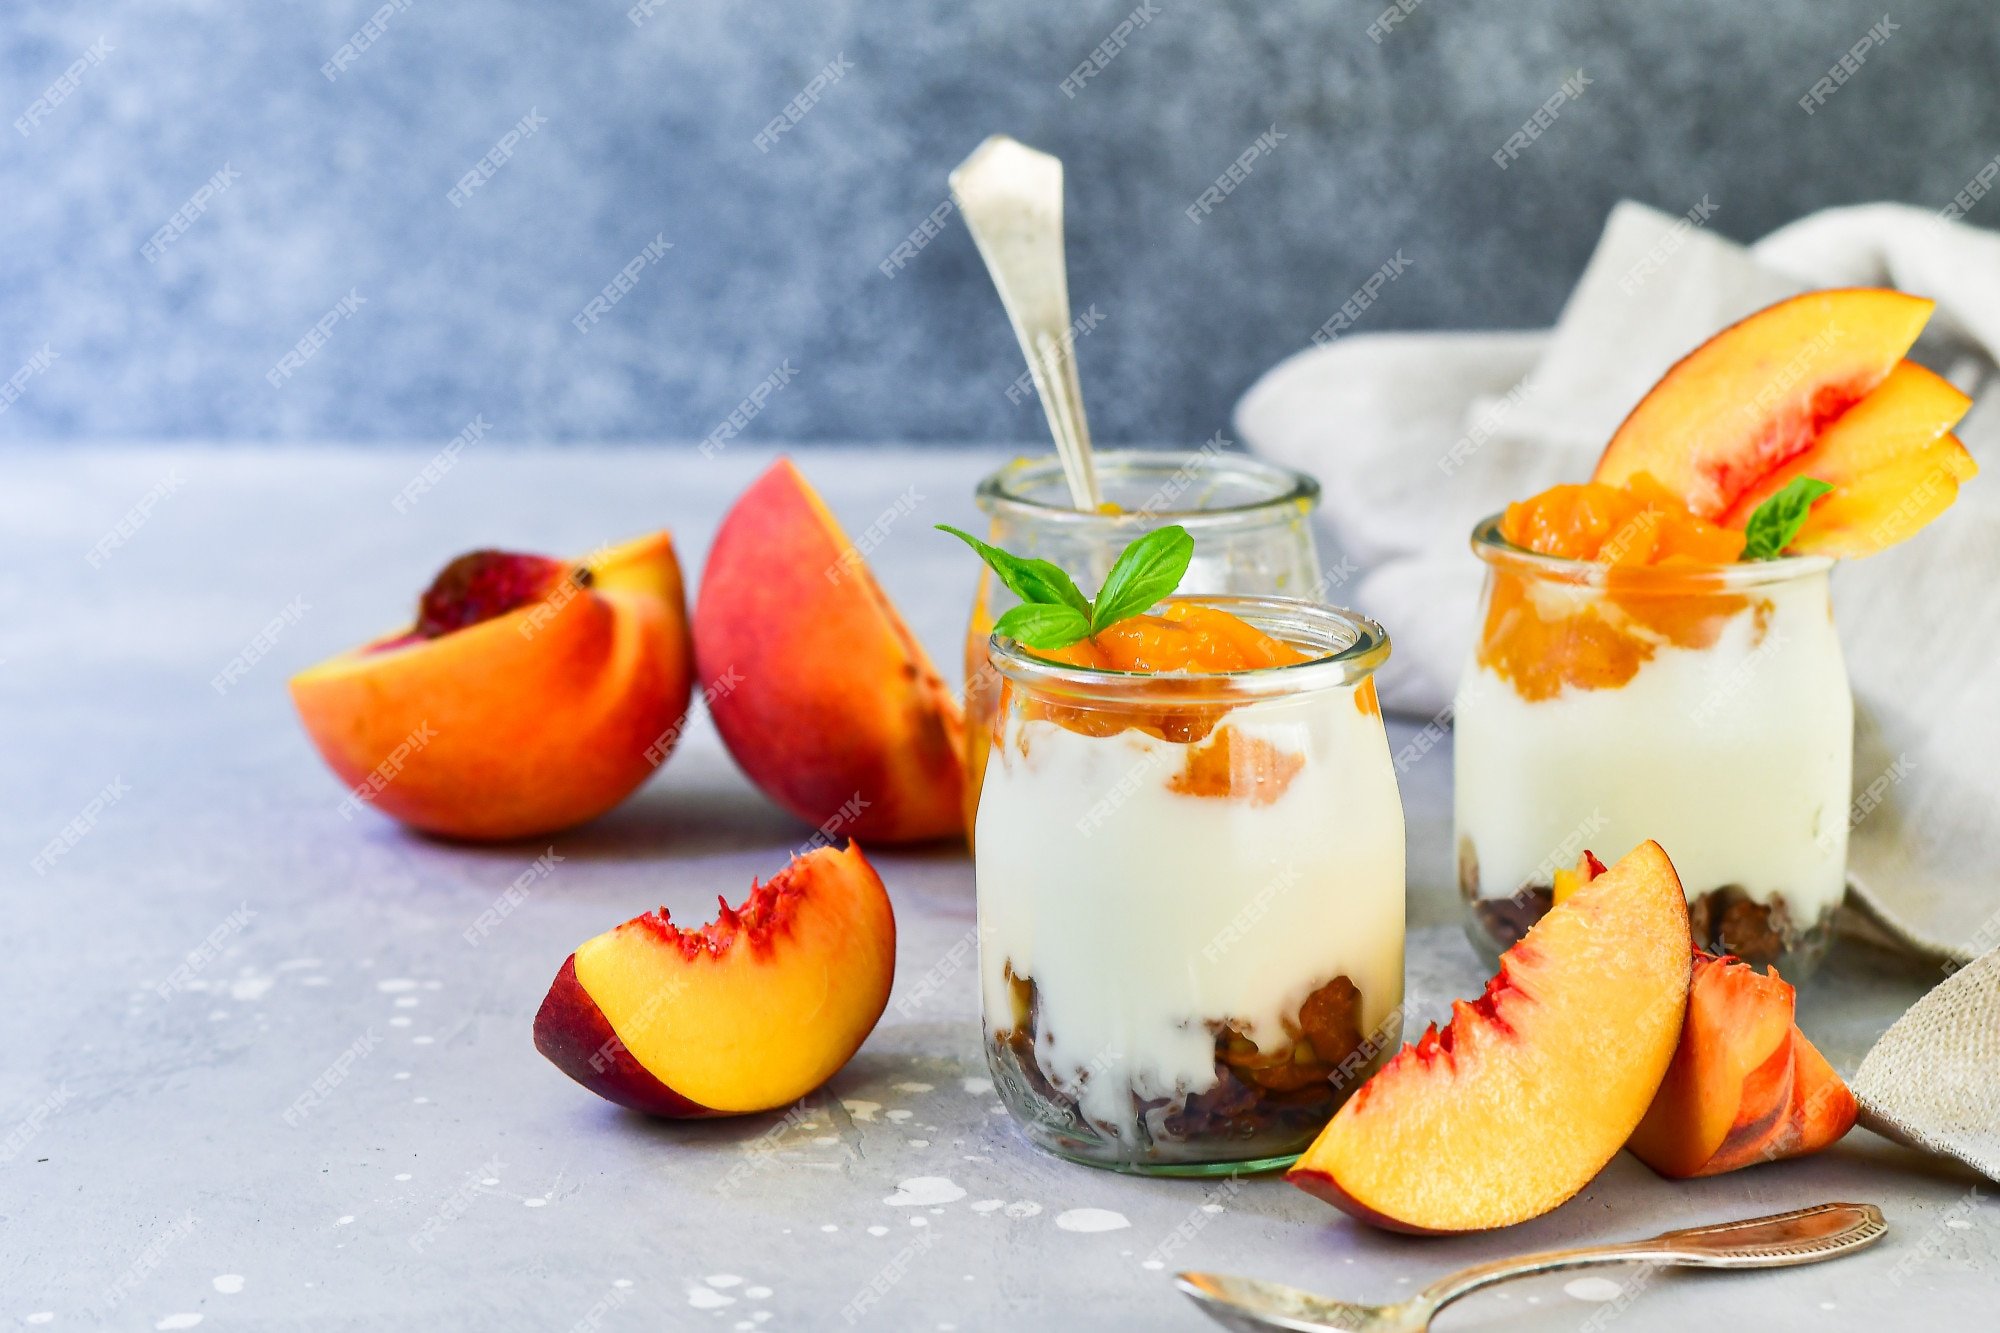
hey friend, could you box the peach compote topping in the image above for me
[1035,602,1308,673]
[1006,604,1319,791]
[1483,475,1759,702]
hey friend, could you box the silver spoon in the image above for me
[949,134,1101,511]
[1178,1201,1886,1332]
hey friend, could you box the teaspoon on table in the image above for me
[949,134,1101,511]
[1178,1201,1886,1332]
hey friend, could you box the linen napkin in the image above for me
[1235,199,2000,968]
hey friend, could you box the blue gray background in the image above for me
[2,0,1994,446]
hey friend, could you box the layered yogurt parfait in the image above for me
[1454,289,1979,975]
[945,521,1403,1173]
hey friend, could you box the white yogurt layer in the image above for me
[1454,572,1851,923]
[976,685,1404,1145]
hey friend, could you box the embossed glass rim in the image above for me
[988,594,1388,704]
[1469,514,1835,589]
[975,449,1320,532]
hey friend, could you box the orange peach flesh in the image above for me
[289,531,693,840]
[1627,950,1858,1178]
[555,842,896,1115]
[693,459,966,843]
[1593,288,1936,519]
[1287,841,1690,1233]
[1034,602,1308,673]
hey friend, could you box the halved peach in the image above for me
[290,532,693,840]
[1594,289,1935,519]
[1627,950,1857,1178]
[693,460,965,843]
[1287,841,1690,1232]
[1716,360,1976,556]
[533,841,895,1115]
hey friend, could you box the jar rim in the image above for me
[1469,514,1835,587]
[988,594,1388,702]
[974,448,1320,531]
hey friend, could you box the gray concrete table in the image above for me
[2,444,1991,1331]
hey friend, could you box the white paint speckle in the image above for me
[208,1010,229,1021]
[961,1077,994,1095]
[524,1198,546,1208]
[868,1225,890,1236]
[394,1173,412,1181]
[394,997,420,1008]
[970,1199,1004,1213]
[412,1096,428,1104]
[390,1017,412,1027]
[156,1317,202,1330]
[336,1216,354,1226]
[1002,1201,1042,1219]
[842,1099,881,1122]
[909,1139,930,1148]
[377,979,418,993]
[752,1315,772,1325]
[230,976,274,1002]
[745,1287,771,1299]
[213,1274,245,1294]
[393,1072,411,1081]
[821,1224,839,1232]
[481,1178,500,1186]
[614,1279,633,1289]
[735,1324,753,1331]
[423,980,442,990]
[706,1275,743,1289]
[1055,1208,1129,1233]
[884,1177,966,1207]
[1200,1203,1223,1214]
[1141,1259,1164,1271]
[688,1287,734,1310]
[26,1315,53,1326]
[813,1136,839,1145]
[910,1216,928,1227]
[1820,1302,1837,1311]
[1564,1277,1624,1303]
[278,958,321,971]
[412,1036,434,1045]
[885,1109,914,1123]
[893,1082,934,1093]
[301,976,330,986]
[1947,1218,1973,1230]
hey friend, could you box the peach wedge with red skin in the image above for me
[533,841,896,1116]
[1287,841,1691,1233]
[290,532,694,840]
[1627,950,1858,1178]
[1594,289,1935,520]
[694,459,966,843]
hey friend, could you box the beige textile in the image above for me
[1853,946,2000,1181]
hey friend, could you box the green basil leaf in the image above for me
[992,602,1093,649]
[935,525,1091,615]
[1090,524,1195,633]
[1741,476,1834,560]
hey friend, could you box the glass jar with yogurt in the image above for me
[976,596,1404,1175]
[1453,515,1852,976]
[962,450,1324,838]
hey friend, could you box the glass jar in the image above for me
[963,450,1323,837]
[1453,516,1852,977]
[976,596,1404,1175]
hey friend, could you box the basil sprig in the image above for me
[938,524,1196,649]
[1741,476,1833,560]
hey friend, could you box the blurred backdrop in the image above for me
[3,0,1996,446]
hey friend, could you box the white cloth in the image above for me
[1237,200,2000,963]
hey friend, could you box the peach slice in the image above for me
[694,460,965,843]
[1593,289,1935,520]
[533,841,896,1115]
[291,532,693,840]
[1627,950,1857,1178]
[1287,841,1690,1233]
[1716,360,1976,557]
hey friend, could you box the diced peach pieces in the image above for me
[1036,601,1308,673]
[694,460,966,844]
[1550,849,1607,906]
[1503,474,1747,566]
[290,532,694,840]
[1287,841,1691,1232]
[1626,949,1857,1178]
[1717,360,1976,557]
[1594,289,1936,519]
[533,842,896,1116]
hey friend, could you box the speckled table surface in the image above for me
[3,444,1991,1332]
